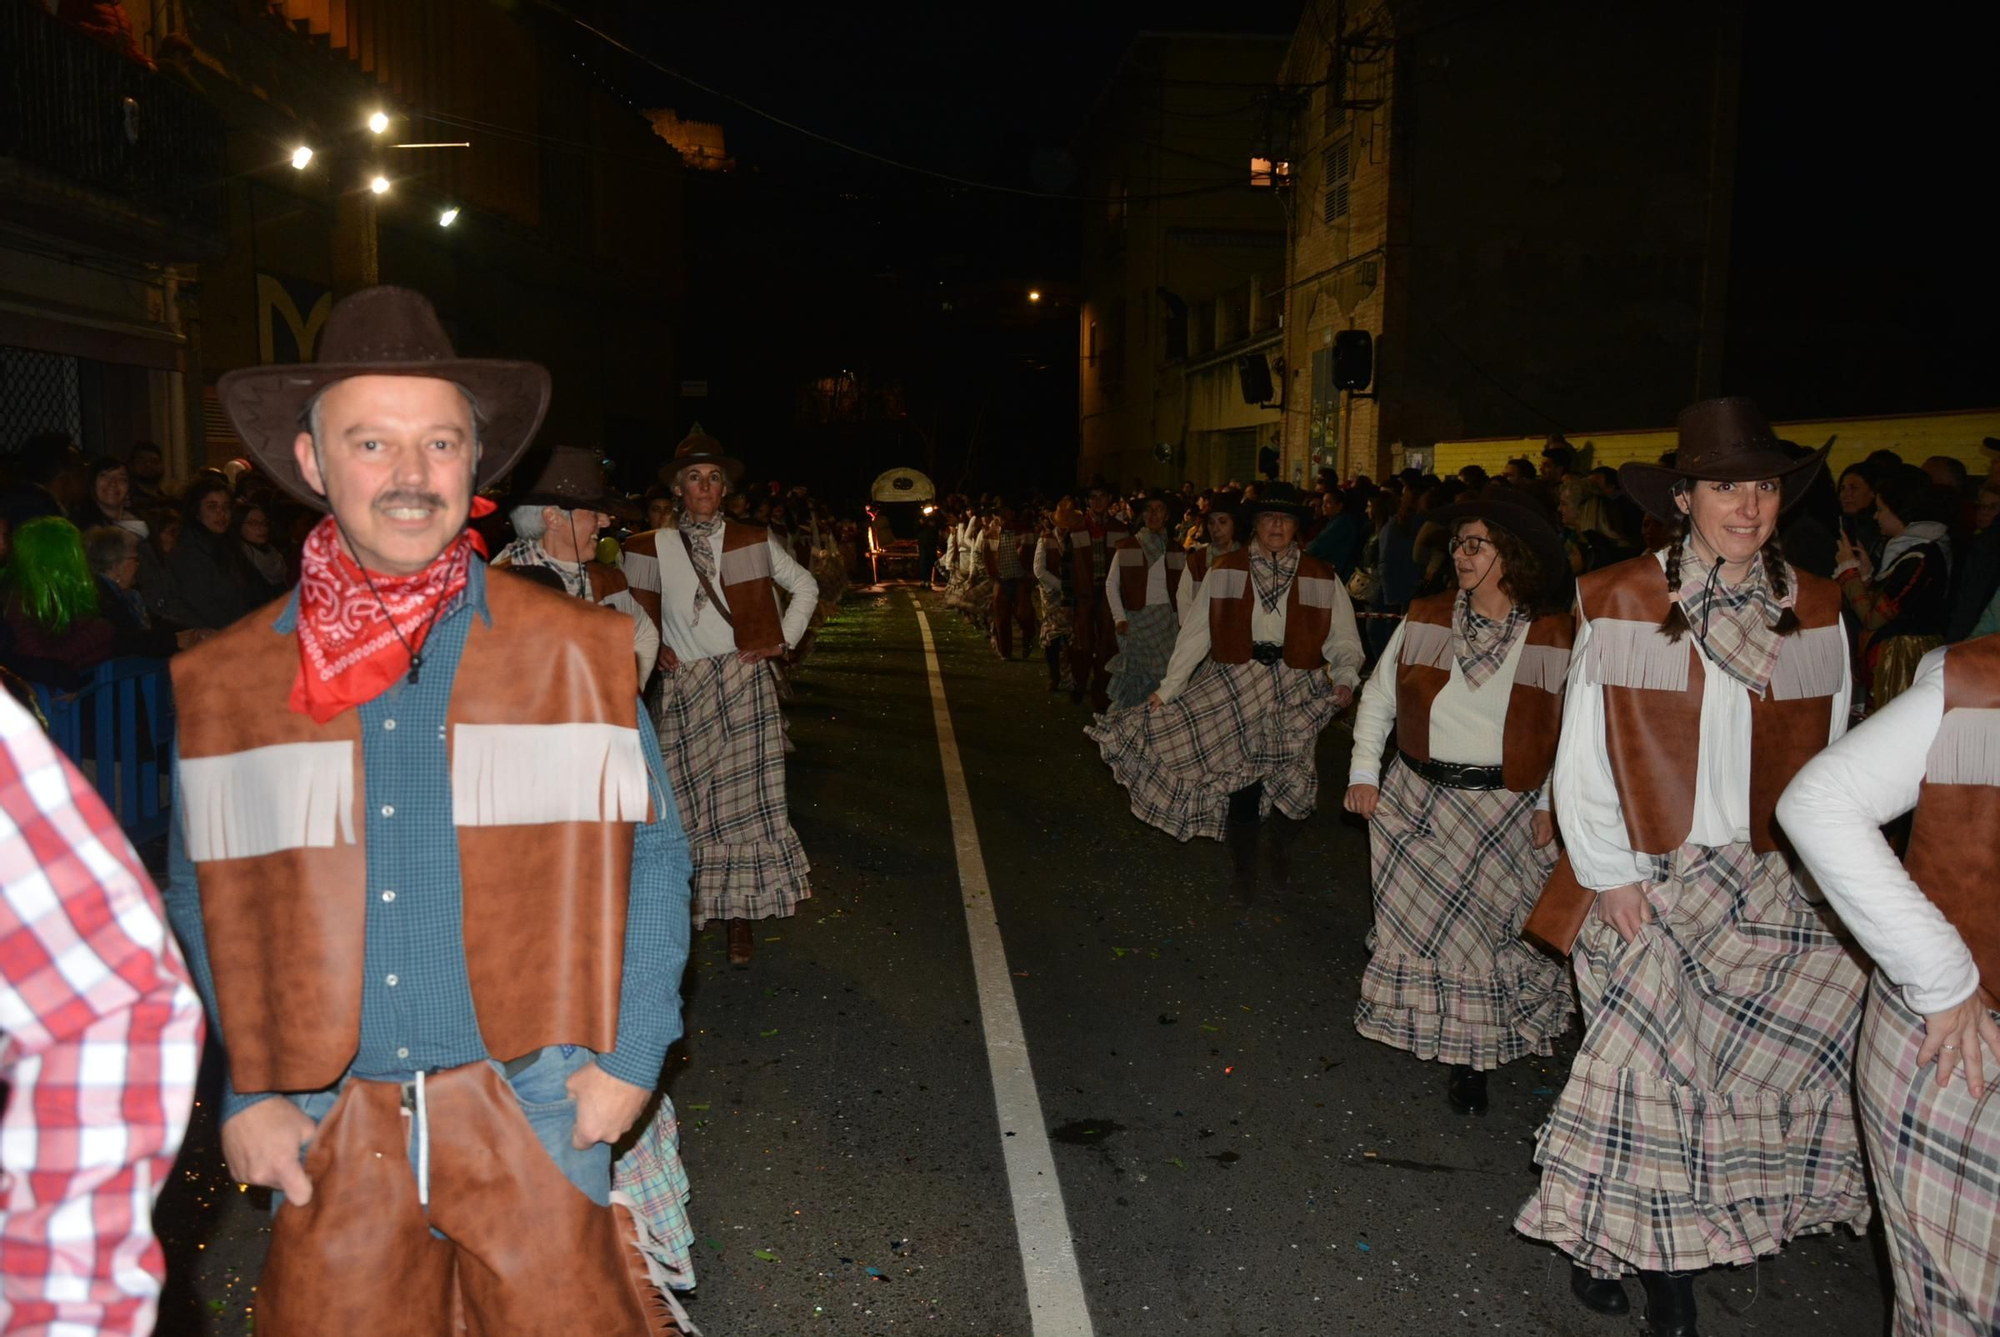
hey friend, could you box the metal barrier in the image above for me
[32,658,175,846]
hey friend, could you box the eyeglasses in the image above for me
[1447,536,1494,556]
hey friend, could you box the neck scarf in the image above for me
[680,512,725,626]
[1249,542,1299,614]
[1452,590,1530,690]
[1674,548,1793,696]
[291,514,480,723]
[496,537,588,600]
[1137,527,1168,563]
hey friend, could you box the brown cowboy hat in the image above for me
[1235,481,1315,529]
[217,286,550,511]
[511,443,617,512]
[668,423,742,483]
[1618,396,1832,522]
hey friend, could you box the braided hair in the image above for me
[1656,483,1801,642]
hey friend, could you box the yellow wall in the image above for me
[1430,408,2000,480]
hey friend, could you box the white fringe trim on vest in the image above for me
[179,740,357,863]
[1579,616,1692,692]
[1295,575,1339,609]
[1768,624,1847,701]
[452,723,651,826]
[718,540,772,583]
[1514,643,1572,694]
[1209,567,1248,600]
[1926,707,2000,787]
[1399,619,1454,670]
[622,548,661,595]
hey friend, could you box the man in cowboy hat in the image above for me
[162,286,692,1334]
[621,425,817,967]
[493,443,661,682]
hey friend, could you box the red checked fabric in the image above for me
[0,691,204,1336]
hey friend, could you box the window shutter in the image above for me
[1321,140,1351,225]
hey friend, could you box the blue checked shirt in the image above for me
[164,561,691,1122]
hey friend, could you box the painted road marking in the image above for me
[911,600,1096,1337]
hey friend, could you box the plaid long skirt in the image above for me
[964,572,995,630]
[1856,972,2000,1337]
[657,653,812,926]
[1514,843,1870,1277]
[1104,603,1178,710]
[1353,761,1573,1070]
[1085,658,1343,842]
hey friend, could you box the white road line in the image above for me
[911,600,1096,1337]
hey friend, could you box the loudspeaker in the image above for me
[1333,329,1373,391]
[1237,353,1274,404]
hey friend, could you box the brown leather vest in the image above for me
[1188,546,1209,586]
[490,549,630,605]
[1578,554,1845,855]
[1112,534,1185,611]
[1903,635,2000,993]
[1393,592,1576,794]
[1207,549,1339,670]
[1069,517,1128,606]
[170,573,649,1094]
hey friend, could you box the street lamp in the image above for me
[290,145,313,170]
[438,207,460,227]
[1028,289,1043,303]
[368,174,391,195]
[368,110,390,135]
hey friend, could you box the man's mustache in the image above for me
[374,491,449,512]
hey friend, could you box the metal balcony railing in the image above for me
[0,1,226,235]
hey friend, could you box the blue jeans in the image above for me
[283,1046,611,1210]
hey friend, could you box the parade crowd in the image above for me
[2,282,1997,1337]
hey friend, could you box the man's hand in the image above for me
[567,1061,651,1150]
[1593,883,1652,944]
[1920,988,2000,1099]
[736,642,786,665]
[1343,783,1379,819]
[1530,810,1556,849]
[659,646,681,673]
[221,1099,319,1204]
[1114,620,1130,637]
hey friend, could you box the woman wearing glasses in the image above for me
[1345,487,1577,1118]
[1514,400,1868,1337]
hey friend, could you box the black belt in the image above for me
[1397,749,1505,791]
[1250,641,1284,665]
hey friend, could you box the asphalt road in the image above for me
[149,585,1891,1337]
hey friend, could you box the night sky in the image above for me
[539,1,1998,496]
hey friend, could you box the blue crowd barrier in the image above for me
[32,657,175,846]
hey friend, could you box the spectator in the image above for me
[642,484,676,531]
[0,517,117,679]
[72,458,149,538]
[1501,457,1537,485]
[1539,436,1575,484]
[1836,464,1954,707]
[1946,470,2000,642]
[1838,462,1885,567]
[0,433,84,527]
[1364,490,1417,662]
[83,525,194,657]
[1304,486,1366,579]
[232,501,291,603]
[159,476,252,631]
[0,688,202,1337]
[127,440,169,510]
[1456,464,1491,491]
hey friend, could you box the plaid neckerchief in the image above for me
[1675,549,1794,696]
[1249,543,1300,613]
[1137,527,1169,563]
[1452,591,1530,690]
[679,514,724,626]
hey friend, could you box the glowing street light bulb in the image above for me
[1028,289,1043,303]
[368,110,390,134]
[290,145,313,170]
[368,174,391,195]
[438,207,460,227]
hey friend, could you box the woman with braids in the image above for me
[1344,488,1576,1118]
[1516,398,1869,1336]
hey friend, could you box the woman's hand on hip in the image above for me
[1530,810,1556,849]
[1919,987,2000,1099]
[737,642,786,665]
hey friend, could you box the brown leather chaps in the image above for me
[255,1062,673,1336]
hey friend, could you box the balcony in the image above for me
[0,2,227,256]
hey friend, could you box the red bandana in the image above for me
[289,499,495,723]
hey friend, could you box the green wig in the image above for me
[3,516,101,635]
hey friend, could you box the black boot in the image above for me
[1446,1065,1488,1116]
[1045,644,1063,691]
[1637,1269,1699,1337]
[1266,815,1303,894]
[1226,821,1259,901]
[1569,1263,1630,1316]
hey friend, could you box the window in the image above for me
[1322,139,1351,225]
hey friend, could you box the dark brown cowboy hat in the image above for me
[1433,483,1573,604]
[1236,481,1315,529]
[668,423,742,483]
[511,443,617,513]
[1618,397,1832,522]
[217,286,550,512]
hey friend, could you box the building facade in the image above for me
[1076,33,1290,491]
[3,0,686,484]
[1276,0,1741,482]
